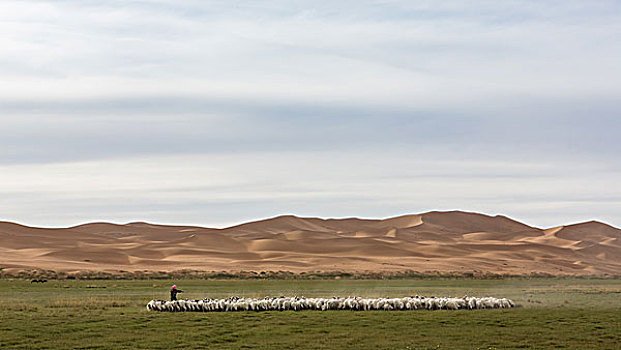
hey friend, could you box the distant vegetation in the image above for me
[1,268,619,280]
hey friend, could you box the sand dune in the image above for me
[1,211,620,275]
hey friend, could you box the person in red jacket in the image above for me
[170,284,184,301]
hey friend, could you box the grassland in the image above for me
[0,278,619,349]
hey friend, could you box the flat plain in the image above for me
[1,278,619,349]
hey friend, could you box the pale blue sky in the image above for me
[1,1,619,228]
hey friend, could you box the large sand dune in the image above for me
[1,211,620,275]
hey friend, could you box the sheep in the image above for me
[146,295,514,312]
[444,298,460,310]
[500,298,513,309]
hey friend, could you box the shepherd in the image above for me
[170,284,184,301]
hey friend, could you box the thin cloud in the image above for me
[0,1,619,227]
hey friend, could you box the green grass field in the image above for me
[0,278,619,349]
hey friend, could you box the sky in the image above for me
[1,0,620,228]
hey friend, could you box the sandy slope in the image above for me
[1,211,620,275]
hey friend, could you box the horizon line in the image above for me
[1,209,618,231]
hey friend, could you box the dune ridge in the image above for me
[1,211,620,275]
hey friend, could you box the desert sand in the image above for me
[1,211,619,275]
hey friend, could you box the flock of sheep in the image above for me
[147,295,515,312]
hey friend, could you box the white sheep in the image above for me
[146,295,515,312]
